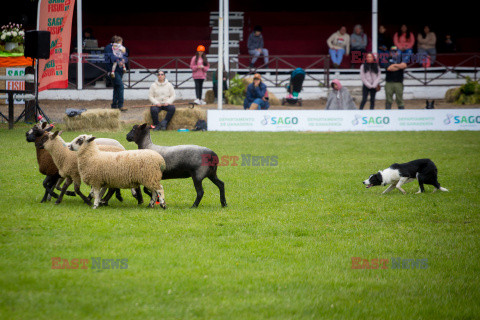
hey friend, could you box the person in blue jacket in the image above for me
[243,73,270,110]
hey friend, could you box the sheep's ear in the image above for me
[51,131,59,139]
[45,125,54,132]
[140,123,147,130]
[41,122,48,129]
[58,130,63,136]
[87,136,96,143]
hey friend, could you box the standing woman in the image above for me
[393,24,415,63]
[359,53,381,110]
[190,45,210,105]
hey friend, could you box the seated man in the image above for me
[243,73,270,110]
[247,25,269,69]
[149,71,176,131]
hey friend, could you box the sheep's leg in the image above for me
[92,187,103,209]
[132,187,143,205]
[115,189,124,202]
[56,177,76,197]
[42,175,59,203]
[73,183,93,206]
[157,185,166,209]
[55,177,73,205]
[191,178,204,208]
[100,188,116,206]
[148,189,156,208]
[143,186,152,198]
[208,175,227,207]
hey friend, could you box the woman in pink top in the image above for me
[190,45,210,105]
[393,24,415,63]
[359,53,381,109]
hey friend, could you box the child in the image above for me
[111,36,127,78]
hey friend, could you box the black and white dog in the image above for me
[363,159,448,194]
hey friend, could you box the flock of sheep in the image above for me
[26,122,227,209]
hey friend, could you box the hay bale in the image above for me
[143,107,207,130]
[205,89,215,104]
[63,108,121,131]
[445,87,460,103]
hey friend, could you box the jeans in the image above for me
[194,79,204,100]
[399,48,413,63]
[417,48,437,66]
[150,105,176,127]
[359,85,377,110]
[249,48,269,65]
[111,69,124,108]
[249,98,269,110]
[385,82,404,109]
[329,48,345,66]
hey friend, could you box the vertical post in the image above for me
[223,0,229,75]
[8,93,14,129]
[76,0,83,90]
[371,0,378,54]
[217,0,224,110]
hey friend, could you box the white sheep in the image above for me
[69,134,167,209]
[36,130,126,206]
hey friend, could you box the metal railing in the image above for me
[67,53,480,90]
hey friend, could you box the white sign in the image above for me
[207,109,480,132]
[5,67,25,104]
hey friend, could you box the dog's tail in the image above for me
[439,187,448,192]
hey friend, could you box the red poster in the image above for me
[38,0,75,92]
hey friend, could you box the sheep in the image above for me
[126,123,227,208]
[36,130,128,206]
[69,134,167,209]
[26,123,75,202]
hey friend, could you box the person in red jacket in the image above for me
[393,24,415,63]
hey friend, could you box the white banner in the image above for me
[5,68,25,104]
[207,109,480,132]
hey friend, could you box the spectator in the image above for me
[378,25,393,67]
[82,27,96,47]
[104,35,127,112]
[213,68,228,102]
[393,24,415,63]
[384,47,407,109]
[359,53,381,110]
[244,73,269,110]
[110,36,127,78]
[149,71,176,131]
[439,33,456,53]
[325,79,356,110]
[247,25,269,69]
[190,45,210,105]
[417,25,437,66]
[327,26,350,68]
[350,24,368,68]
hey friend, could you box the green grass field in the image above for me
[1,124,479,319]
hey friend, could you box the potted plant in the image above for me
[1,22,25,52]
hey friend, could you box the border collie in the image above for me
[363,159,448,194]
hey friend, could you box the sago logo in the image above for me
[444,114,480,125]
[261,115,299,126]
[352,114,390,126]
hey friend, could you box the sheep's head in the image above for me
[69,135,96,151]
[126,123,149,144]
[26,122,53,143]
[35,130,62,150]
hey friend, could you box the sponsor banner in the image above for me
[38,0,75,92]
[5,67,25,104]
[207,109,480,131]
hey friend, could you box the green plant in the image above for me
[455,76,480,105]
[224,74,246,105]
